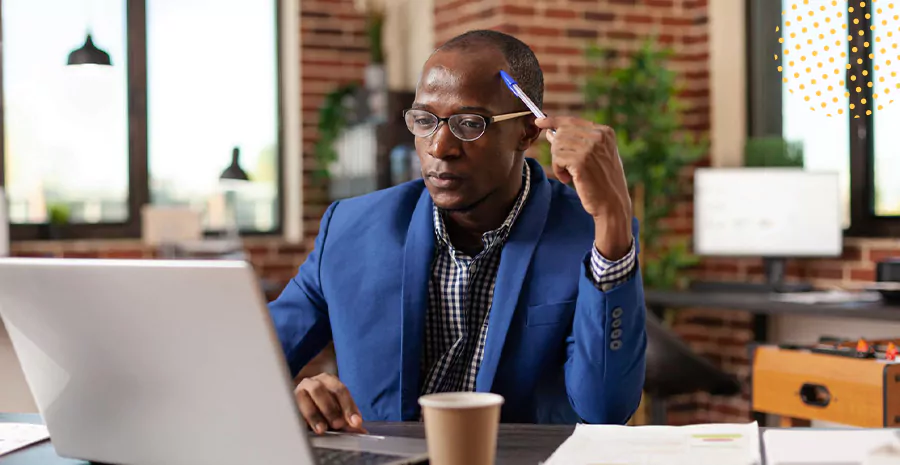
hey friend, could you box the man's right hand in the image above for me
[294,373,366,435]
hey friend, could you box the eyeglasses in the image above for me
[403,109,533,142]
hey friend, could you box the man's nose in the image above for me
[427,122,462,160]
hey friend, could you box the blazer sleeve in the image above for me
[564,217,647,424]
[268,201,339,378]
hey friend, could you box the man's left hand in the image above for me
[535,116,633,261]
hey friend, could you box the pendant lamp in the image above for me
[67,33,111,66]
[220,147,250,181]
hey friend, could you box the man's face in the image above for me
[412,48,540,211]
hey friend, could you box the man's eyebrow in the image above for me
[409,103,493,114]
[458,106,491,114]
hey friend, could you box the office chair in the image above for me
[643,311,742,424]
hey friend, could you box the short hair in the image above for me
[436,30,544,109]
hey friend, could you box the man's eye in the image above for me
[415,119,435,126]
[459,119,483,129]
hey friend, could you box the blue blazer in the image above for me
[268,158,647,424]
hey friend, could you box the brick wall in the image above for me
[300,0,369,238]
[434,0,710,130]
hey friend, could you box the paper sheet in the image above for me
[764,429,900,465]
[543,421,761,465]
[0,423,50,457]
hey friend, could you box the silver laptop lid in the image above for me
[0,258,315,465]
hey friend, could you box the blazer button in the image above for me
[611,328,622,340]
[611,318,622,328]
[610,340,622,351]
[612,307,623,318]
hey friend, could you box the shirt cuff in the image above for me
[589,238,637,291]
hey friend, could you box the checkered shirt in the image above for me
[420,163,638,395]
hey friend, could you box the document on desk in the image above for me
[543,421,761,465]
[0,423,50,457]
[764,429,900,465]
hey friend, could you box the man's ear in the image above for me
[516,117,542,152]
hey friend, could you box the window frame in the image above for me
[746,0,900,237]
[0,0,286,241]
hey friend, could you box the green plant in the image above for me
[314,83,360,179]
[47,202,70,225]
[581,39,708,290]
[744,136,804,167]
[365,12,385,64]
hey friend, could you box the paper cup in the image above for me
[418,392,504,465]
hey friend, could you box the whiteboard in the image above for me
[693,168,842,257]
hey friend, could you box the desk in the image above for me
[0,413,572,465]
[7,413,894,465]
[646,289,900,322]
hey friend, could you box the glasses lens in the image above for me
[449,114,487,141]
[405,110,438,137]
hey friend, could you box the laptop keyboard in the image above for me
[314,447,408,465]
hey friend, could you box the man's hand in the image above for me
[295,373,366,435]
[535,116,633,261]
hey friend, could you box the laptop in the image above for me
[0,257,428,465]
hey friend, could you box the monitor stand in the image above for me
[690,258,814,294]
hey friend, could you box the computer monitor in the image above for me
[693,168,843,292]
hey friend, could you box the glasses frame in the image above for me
[402,109,534,141]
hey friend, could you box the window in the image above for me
[0,0,283,239]
[871,3,900,217]
[2,0,130,225]
[748,0,900,236]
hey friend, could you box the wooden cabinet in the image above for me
[752,345,900,427]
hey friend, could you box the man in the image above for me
[268,30,647,433]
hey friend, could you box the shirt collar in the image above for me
[433,162,532,251]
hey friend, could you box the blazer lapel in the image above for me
[399,187,435,419]
[476,159,551,392]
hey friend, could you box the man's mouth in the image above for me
[427,172,464,189]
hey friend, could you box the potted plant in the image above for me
[580,39,708,290]
[744,136,804,167]
[43,202,71,240]
[354,0,387,121]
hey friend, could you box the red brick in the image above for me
[568,29,599,38]
[809,266,845,280]
[684,34,709,44]
[546,9,577,19]
[870,248,900,263]
[850,267,877,282]
[625,15,655,24]
[500,4,534,15]
[102,250,148,259]
[585,12,615,22]
[544,46,582,56]
[662,17,694,26]
[608,30,638,40]
[525,26,561,37]
[842,245,864,261]
[62,251,101,259]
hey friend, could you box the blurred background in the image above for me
[2,0,900,429]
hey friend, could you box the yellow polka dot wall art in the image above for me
[777,0,900,118]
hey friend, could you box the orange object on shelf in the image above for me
[887,343,898,361]
[857,338,870,353]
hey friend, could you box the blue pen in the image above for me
[500,70,554,133]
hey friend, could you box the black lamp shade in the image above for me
[220,147,249,181]
[67,34,112,66]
